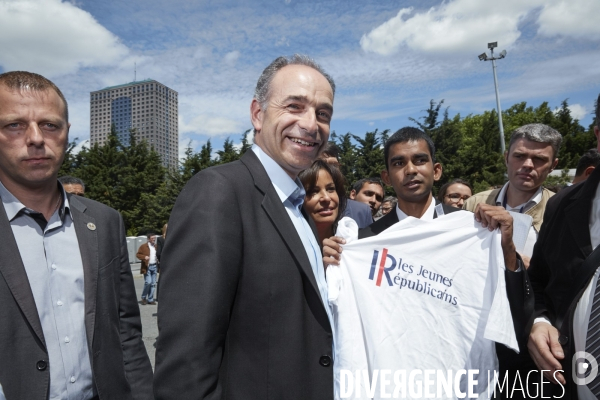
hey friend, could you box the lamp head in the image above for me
[478,53,488,61]
[499,50,507,58]
[488,42,498,50]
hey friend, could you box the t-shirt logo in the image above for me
[368,248,396,286]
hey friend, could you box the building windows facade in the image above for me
[89,79,179,168]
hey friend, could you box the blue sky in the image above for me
[1,0,599,159]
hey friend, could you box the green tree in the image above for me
[216,137,240,164]
[352,129,387,181]
[331,132,357,188]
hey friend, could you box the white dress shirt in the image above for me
[395,197,436,222]
[496,183,542,257]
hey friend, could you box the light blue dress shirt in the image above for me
[0,181,94,400]
[251,145,336,349]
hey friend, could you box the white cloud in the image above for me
[537,0,600,39]
[71,139,89,155]
[360,0,600,56]
[567,104,588,120]
[0,0,129,77]
[180,114,244,137]
[360,2,530,55]
[224,51,240,64]
[178,93,251,137]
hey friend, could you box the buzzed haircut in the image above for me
[0,71,69,121]
[507,123,562,159]
[575,149,600,176]
[254,54,335,110]
[384,127,436,169]
[321,142,340,159]
[351,177,383,194]
[58,175,85,189]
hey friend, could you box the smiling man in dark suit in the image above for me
[0,71,153,399]
[154,55,336,399]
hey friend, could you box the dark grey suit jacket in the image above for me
[154,150,334,400]
[0,194,153,400]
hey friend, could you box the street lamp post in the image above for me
[478,42,507,154]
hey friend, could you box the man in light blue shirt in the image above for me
[0,71,152,399]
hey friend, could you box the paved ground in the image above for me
[131,263,159,369]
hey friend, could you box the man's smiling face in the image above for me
[251,64,334,179]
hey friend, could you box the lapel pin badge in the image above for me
[87,222,97,231]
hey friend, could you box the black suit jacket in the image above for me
[154,150,334,399]
[0,194,153,400]
[528,166,600,399]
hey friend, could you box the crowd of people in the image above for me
[0,54,599,400]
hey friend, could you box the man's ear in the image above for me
[550,158,559,171]
[433,162,443,182]
[381,169,390,186]
[349,189,357,200]
[250,99,263,133]
[585,166,596,178]
[504,150,509,167]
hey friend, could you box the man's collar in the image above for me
[0,180,71,222]
[395,197,436,222]
[251,144,305,205]
[496,182,542,211]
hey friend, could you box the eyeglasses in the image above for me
[445,193,471,202]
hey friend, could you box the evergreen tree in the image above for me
[331,132,357,188]
[351,129,387,183]
[216,137,240,164]
[409,99,445,133]
[240,129,252,155]
[58,137,80,177]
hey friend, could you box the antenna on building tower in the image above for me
[134,62,137,82]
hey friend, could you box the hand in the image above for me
[145,256,149,261]
[474,204,517,271]
[322,236,345,267]
[528,322,565,385]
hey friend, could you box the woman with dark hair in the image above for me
[299,160,347,245]
[438,178,473,208]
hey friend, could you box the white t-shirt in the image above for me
[327,213,518,400]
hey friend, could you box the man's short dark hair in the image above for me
[351,177,383,194]
[384,127,436,169]
[575,149,600,176]
[58,175,85,189]
[254,54,335,110]
[0,71,69,121]
[507,124,562,159]
[321,142,340,159]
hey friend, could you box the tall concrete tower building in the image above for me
[89,79,178,168]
